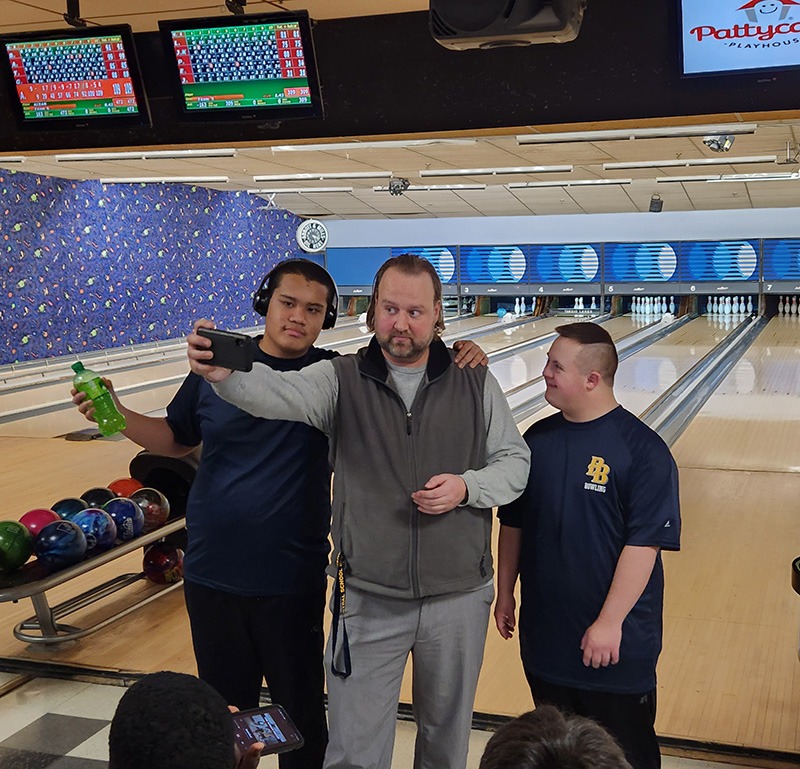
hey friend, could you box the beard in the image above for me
[376,327,435,361]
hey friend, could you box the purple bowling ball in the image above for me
[103,498,144,542]
[34,520,87,571]
[72,508,117,554]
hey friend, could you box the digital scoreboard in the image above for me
[160,12,322,121]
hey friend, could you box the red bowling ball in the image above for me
[108,477,144,497]
[19,508,61,537]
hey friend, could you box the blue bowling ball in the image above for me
[72,508,117,555]
[51,497,88,521]
[497,307,507,318]
[104,498,144,542]
[34,520,87,571]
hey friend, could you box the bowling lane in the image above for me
[469,315,573,355]
[672,314,800,472]
[513,315,736,432]
[656,315,800,752]
[492,314,640,395]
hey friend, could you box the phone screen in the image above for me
[232,705,304,755]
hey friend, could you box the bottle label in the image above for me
[81,379,108,399]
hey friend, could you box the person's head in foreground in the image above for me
[109,671,237,769]
[479,705,632,769]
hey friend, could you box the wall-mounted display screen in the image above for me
[605,242,680,282]
[679,0,800,76]
[390,247,457,284]
[680,240,759,281]
[762,238,800,280]
[159,11,322,121]
[529,244,601,283]
[0,25,149,128]
[459,246,529,284]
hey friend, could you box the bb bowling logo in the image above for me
[584,456,609,494]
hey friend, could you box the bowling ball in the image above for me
[72,509,117,554]
[34,520,87,571]
[130,488,170,533]
[104,497,144,542]
[81,487,117,509]
[19,508,61,537]
[497,307,507,318]
[108,477,144,497]
[51,497,88,521]
[142,543,184,584]
[0,520,34,572]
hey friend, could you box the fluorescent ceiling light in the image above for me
[656,172,799,183]
[142,149,237,159]
[655,175,720,183]
[507,179,632,188]
[0,156,26,163]
[373,184,486,192]
[270,139,477,152]
[56,151,146,162]
[604,155,776,170]
[709,172,799,183]
[100,176,230,184]
[253,171,391,182]
[247,187,354,194]
[420,165,573,177]
[516,123,758,144]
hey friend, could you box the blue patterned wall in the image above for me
[0,170,302,364]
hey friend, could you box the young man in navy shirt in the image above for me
[494,322,681,769]
[73,258,486,769]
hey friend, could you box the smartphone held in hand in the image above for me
[232,704,304,756]
[197,328,254,372]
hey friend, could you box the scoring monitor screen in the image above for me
[161,12,322,120]
[1,26,148,124]
[680,0,800,76]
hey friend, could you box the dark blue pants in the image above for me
[525,671,660,769]
[184,580,328,769]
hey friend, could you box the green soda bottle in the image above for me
[71,361,127,437]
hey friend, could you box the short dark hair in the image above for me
[366,253,445,334]
[269,258,337,307]
[555,322,618,385]
[479,705,631,769]
[108,672,235,769]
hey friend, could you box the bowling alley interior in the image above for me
[1,1,800,767]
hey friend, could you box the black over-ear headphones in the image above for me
[252,258,338,330]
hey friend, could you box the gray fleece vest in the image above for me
[328,337,490,599]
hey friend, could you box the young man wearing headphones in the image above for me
[72,258,486,769]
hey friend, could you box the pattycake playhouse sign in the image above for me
[680,0,800,75]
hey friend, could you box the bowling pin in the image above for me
[732,296,739,315]
[746,295,753,314]
[574,297,579,311]
[706,296,712,314]
[778,296,785,314]
[669,296,675,315]
[661,297,667,314]
[792,297,798,316]
[725,296,732,315]
[712,297,718,314]
[514,298,520,316]
[590,297,597,311]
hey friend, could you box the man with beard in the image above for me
[187,253,530,769]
